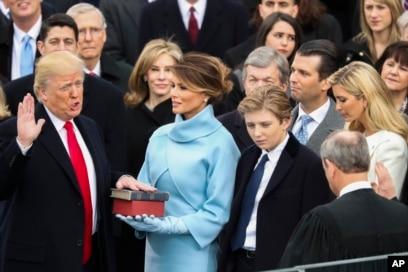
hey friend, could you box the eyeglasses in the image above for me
[78,27,104,38]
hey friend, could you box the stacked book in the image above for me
[111,189,170,216]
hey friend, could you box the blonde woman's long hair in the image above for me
[0,85,11,120]
[124,39,182,107]
[356,0,403,62]
[329,61,408,142]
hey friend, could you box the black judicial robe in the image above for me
[279,189,408,271]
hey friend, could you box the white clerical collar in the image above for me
[338,181,372,198]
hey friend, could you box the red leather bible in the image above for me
[111,189,169,217]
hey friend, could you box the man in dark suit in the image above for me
[100,0,149,65]
[66,3,132,92]
[0,51,121,272]
[0,0,56,82]
[280,130,408,270]
[289,39,344,155]
[218,85,332,272]
[4,13,125,172]
[0,51,154,272]
[138,0,249,59]
[218,46,290,151]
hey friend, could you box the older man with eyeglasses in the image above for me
[67,3,132,92]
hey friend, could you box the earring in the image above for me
[204,98,209,103]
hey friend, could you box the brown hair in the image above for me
[238,84,292,122]
[169,52,232,103]
[124,39,182,107]
[296,0,326,28]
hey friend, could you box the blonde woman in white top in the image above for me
[329,61,408,196]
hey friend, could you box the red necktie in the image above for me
[88,72,97,77]
[64,121,93,264]
[188,6,199,45]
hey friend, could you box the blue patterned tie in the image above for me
[231,154,269,251]
[295,115,313,145]
[20,35,34,77]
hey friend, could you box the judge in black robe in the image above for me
[279,130,408,271]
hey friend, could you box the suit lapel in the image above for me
[233,148,261,203]
[307,99,339,150]
[196,0,222,49]
[262,134,297,196]
[233,111,252,149]
[35,105,80,193]
[74,117,104,197]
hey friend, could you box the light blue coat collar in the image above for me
[169,105,220,142]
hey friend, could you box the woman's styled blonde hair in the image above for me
[329,61,408,142]
[124,39,182,107]
[0,85,11,120]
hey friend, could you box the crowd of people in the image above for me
[1,0,408,272]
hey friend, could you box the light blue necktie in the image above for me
[20,35,34,77]
[295,115,313,145]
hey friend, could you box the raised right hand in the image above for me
[17,94,45,147]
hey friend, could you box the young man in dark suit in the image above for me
[0,51,154,272]
[289,39,344,155]
[280,130,408,269]
[218,85,332,272]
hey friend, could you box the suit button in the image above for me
[77,201,82,206]
[77,239,83,247]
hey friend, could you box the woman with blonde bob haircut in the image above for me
[329,61,408,196]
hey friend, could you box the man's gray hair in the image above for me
[242,46,289,86]
[320,130,370,173]
[66,3,107,28]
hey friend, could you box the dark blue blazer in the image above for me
[218,133,333,271]
[0,105,117,272]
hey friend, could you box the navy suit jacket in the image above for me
[0,105,117,272]
[218,133,333,271]
[138,0,249,58]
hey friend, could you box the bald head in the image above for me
[321,130,370,174]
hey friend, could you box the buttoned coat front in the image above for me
[138,106,240,272]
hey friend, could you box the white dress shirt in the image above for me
[177,0,207,30]
[243,134,290,250]
[17,107,98,233]
[11,16,42,80]
[293,98,330,141]
[84,61,101,77]
[338,181,372,198]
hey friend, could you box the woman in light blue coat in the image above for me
[117,53,241,271]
